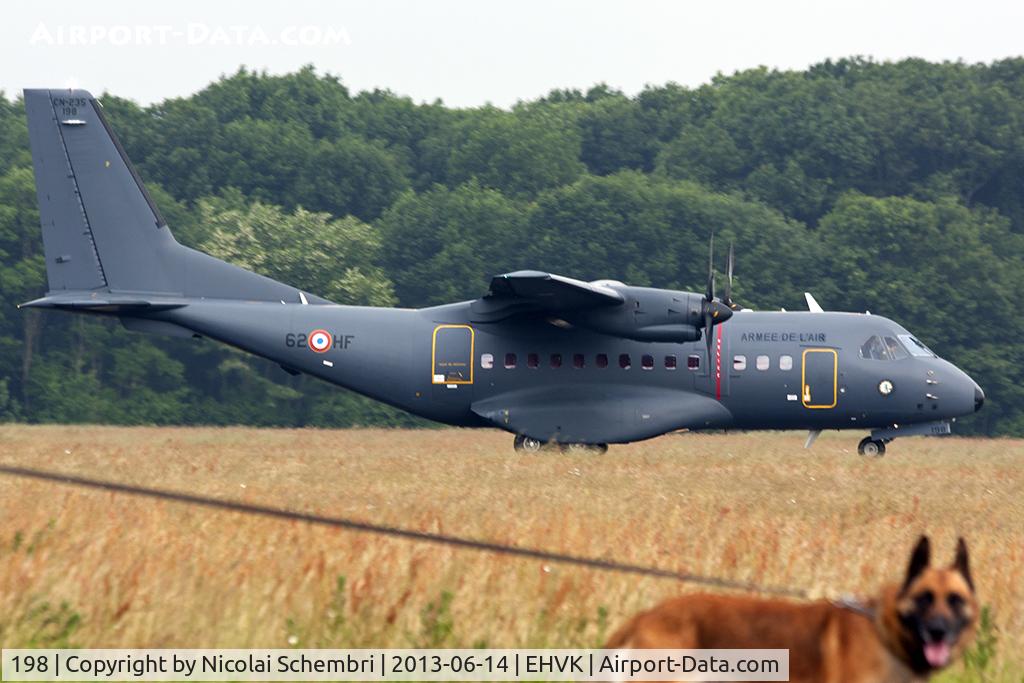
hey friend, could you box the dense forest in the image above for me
[1,58,1022,434]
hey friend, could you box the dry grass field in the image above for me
[0,424,1021,681]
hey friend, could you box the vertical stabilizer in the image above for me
[24,88,330,304]
[25,88,180,294]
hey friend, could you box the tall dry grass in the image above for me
[0,425,1021,680]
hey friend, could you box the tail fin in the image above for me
[23,88,325,305]
[24,88,176,293]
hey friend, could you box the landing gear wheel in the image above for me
[560,443,609,454]
[857,437,886,457]
[513,434,544,453]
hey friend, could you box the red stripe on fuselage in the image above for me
[715,324,723,401]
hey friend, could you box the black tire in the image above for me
[561,443,609,454]
[513,434,544,453]
[857,437,886,457]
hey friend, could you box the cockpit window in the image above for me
[884,336,908,360]
[898,334,937,358]
[860,335,909,361]
[860,335,887,360]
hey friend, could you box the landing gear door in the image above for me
[432,325,474,395]
[802,348,837,409]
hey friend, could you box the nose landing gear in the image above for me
[857,420,952,457]
[857,436,887,457]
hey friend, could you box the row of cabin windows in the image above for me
[482,353,797,372]
[733,354,794,371]
[480,352,701,371]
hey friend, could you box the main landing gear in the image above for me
[513,434,544,452]
[513,435,608,454]
[857,436,887,457]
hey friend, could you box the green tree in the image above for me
[378,182,530,306]
[0,166,44,417]
[297,135,411,221]
[3,62,1024,434]
[199,194,396,306]
[444,107,585,197]
[815,193,1024,434]
[525,172,813,309]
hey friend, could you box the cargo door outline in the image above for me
[431,324,474,385]
[801,348,837,409]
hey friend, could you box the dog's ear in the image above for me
[951,537,974,592]
[902,535,931,593]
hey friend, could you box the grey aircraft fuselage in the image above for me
[19,87,984,451]
[149,296,982,446]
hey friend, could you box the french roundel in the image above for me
[308,329,332,353]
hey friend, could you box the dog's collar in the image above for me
[829,595,877,619]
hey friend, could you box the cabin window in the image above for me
[573,353,585,369]
[687,354,700,370]
[504,353,517,369]
[756,355,770,371]
[779,354,793,371]
[596,353,609,368]
[619,353,631,369]
[481,353,494,369]
[665,355,677,370]
[527,352,539,369]
[641,354,655,370]
[733,355,747,371]
[550,353,563,368]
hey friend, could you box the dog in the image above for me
[606,536,977,682]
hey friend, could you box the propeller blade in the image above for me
[724,242,734,308]
[705,233,715,302]
[705,311,714,359]
[701,233,734,361]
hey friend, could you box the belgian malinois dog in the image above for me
[606,536,977,682]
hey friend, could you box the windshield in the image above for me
[898,334,937,358]
[860,335,909,361]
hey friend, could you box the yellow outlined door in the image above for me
[802,348,837,409]
[432,325,474,384]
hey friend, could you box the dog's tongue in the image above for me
[924,642,951,668]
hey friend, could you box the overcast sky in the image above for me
[2,0,1022,107]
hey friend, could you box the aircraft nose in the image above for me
[974,384,985,413]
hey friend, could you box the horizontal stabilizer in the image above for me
[19,293,187,312]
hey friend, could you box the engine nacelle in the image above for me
[566,286,705,343]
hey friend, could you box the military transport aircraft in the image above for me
[20,89,984,455]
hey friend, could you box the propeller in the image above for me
[701,234,733,359]
[723,242,734,309]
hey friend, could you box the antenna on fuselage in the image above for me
[804,292,824,313]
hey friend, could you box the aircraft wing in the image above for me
[470,270,624,321]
